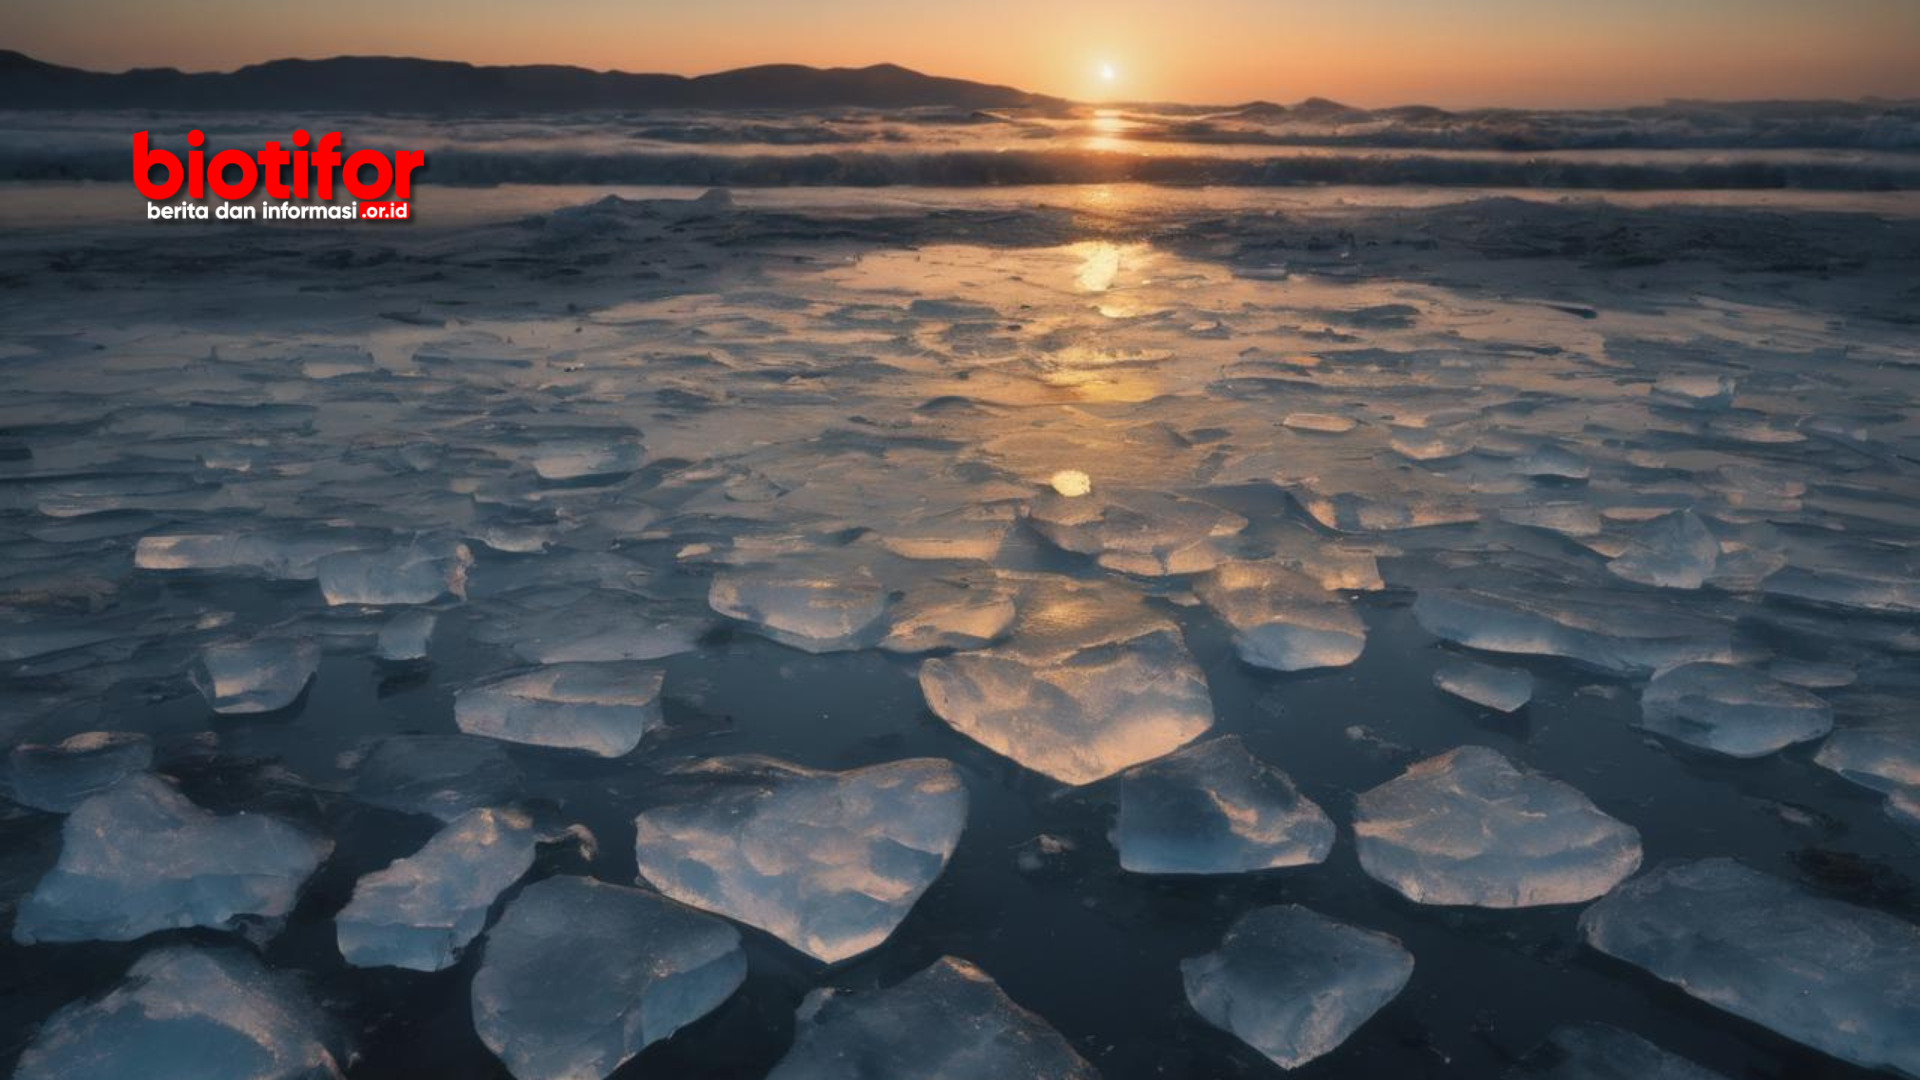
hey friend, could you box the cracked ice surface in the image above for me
[918,577,1214,785]
[1580,858,1920,1077]
[767,956,1097,1080]
[1354,746,1642,907]
[635,756,967,963]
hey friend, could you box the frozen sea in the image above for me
[1,102,1919,1079]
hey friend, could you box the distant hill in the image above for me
[0,51,1065,112]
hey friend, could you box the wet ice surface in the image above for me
[336,807,536,972]
[1,182,1918,1079]
[1506,1023,1728,1079]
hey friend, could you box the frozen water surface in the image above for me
[1581,859,1920,1077]
[1,166,1918,1079]
[1354,746,1642,907]
[635,756,966,962]
[767,956,1097,1080]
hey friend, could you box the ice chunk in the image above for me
[1814,720,1919,826]
[316,540,470,606]
[1638,663,1831,758]
[1506,1023,1728,1079]
[352,734,522,821]
[7,731,152,813]
[1112,735,1333,875]
[1500,502,1602,539]
[194,639,320,715]
[14,946,342,1080]
[709,561,890,652]
[482,590,710,663]
[134,530,371,581]
[767,956,1096,1080]
[472,876,746,1080]
[1027,487,1247,576]
[1283,412,1356,434]
[919,579,1213,785]
[1413,586,1732,676]
[1580,858,1920,1077]
[14,774,330,944]
[880,577,1018,653]
[1196,561,1366,671]
[635,756,966,963]
[1354,746,1641,907]
[376,610,436,662]
[525,435,644,481]
[456,663,664,757]
[1433,659,1534,713]
[1288,477,1478,533]
[873,503,1019,562]
[1650,375,1736,411]
[1607,511,1718,589]
[336,807,536,972]
[1182,904,1413,1070]
[1516,443,1590,480]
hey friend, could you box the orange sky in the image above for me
[12,0,1920,106]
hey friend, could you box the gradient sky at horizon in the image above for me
[11,0,1920,107]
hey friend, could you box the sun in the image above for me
[1099,62,1117,83]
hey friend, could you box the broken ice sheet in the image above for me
[336,807,536,972]
[14,773,331,944]
[7,730,152,813]
[634,756,966,963]
[767,956,1097,1080]
[1195,560,1366,672]
[1505,1023,1729,1080]
[1581,858,1920,1077]
[1027,486,1247,576]
[1354,746,1641,907]
[1112,735,1333,875]
[1433,659,1534,713]
[455,662,665,757]
[13,946,342,1080]
[193,638,321,715]
[919,577,1213,785]
[1182,904,1413,1070]
[1637,662,1832,758]
[472,876,746,1080]
[708,558,891,652]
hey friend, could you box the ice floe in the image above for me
[336,807,536,971]
[1637,662,1832,757]
[635,756,966,962]
[1354,746,1641,907]
[455,662,665,756]
[1112,735,1333,875]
